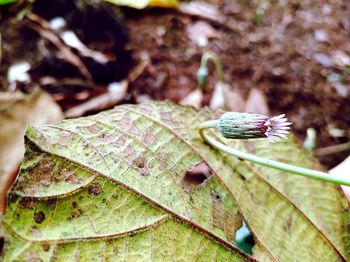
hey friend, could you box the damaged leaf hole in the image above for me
[0,238,3,255]
[182,162,213,192]
[212,191,222,201]
[235,222,255,255]
[34,211,45,224]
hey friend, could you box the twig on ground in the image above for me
[64,56,150,118]
[128,54,150,82]
[64,81,128,118]
[38,77,95,89]
[25,13,92,81]
[178,2,240,33]
[315,142,350,156]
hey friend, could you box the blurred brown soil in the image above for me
[124,1,350,168]
[1,0,350,168]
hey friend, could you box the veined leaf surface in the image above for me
[2,102,349,261]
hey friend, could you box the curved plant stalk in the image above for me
[197,51,224,88]
[200,51,224,82]
[199,120,350,187]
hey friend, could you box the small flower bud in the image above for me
[197,66,208,88]
[218,112,291,141]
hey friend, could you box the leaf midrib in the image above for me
[20,105,345,261]
[128,106,345,260]
[14,130,250,259]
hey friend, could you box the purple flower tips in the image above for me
[263,114,292,142]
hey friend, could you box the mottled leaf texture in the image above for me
[2,102,349,261]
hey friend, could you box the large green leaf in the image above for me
[0,0,17,5]
[242,139,350,260]
[2,102,349,261]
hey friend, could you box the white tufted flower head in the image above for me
[218,112,292,142]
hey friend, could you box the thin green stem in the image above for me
[199,122,350,186]
[200,51,224,82]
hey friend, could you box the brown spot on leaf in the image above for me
[212,193,225,228]
[8,194,19,204]
[182,162,212,192]
[34,211,45,224]
[134,155,149,176]
[19,198,38,209]
[212,192,242,243]
[283,216,293,233]
[55,168,79,184]
[30,159,55,187]
[135,157,145,168]
[71,201,78,208]
[89,183,102,195]
[46,198,57,207]
[69,209,83,220]
[107,238,114,245]
[224,212,242,243]
[56,243,66,249]
[42,243,50,252]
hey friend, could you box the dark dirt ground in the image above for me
[1,0,350,169]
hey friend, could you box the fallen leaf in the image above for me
[314,29,329,42]
[180,88,203,108]
[105,0,178,9]
[209,81,227,110]
[332,82,349,97]
[179,1,225,24]
[225,89,245,112]
[64,81,128,118]
[0,89,63,213]
[186,21,219,47]
[313,53,333,67]
[244,88,269,115]
[330,156,350,200]
[332,50,350,68]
